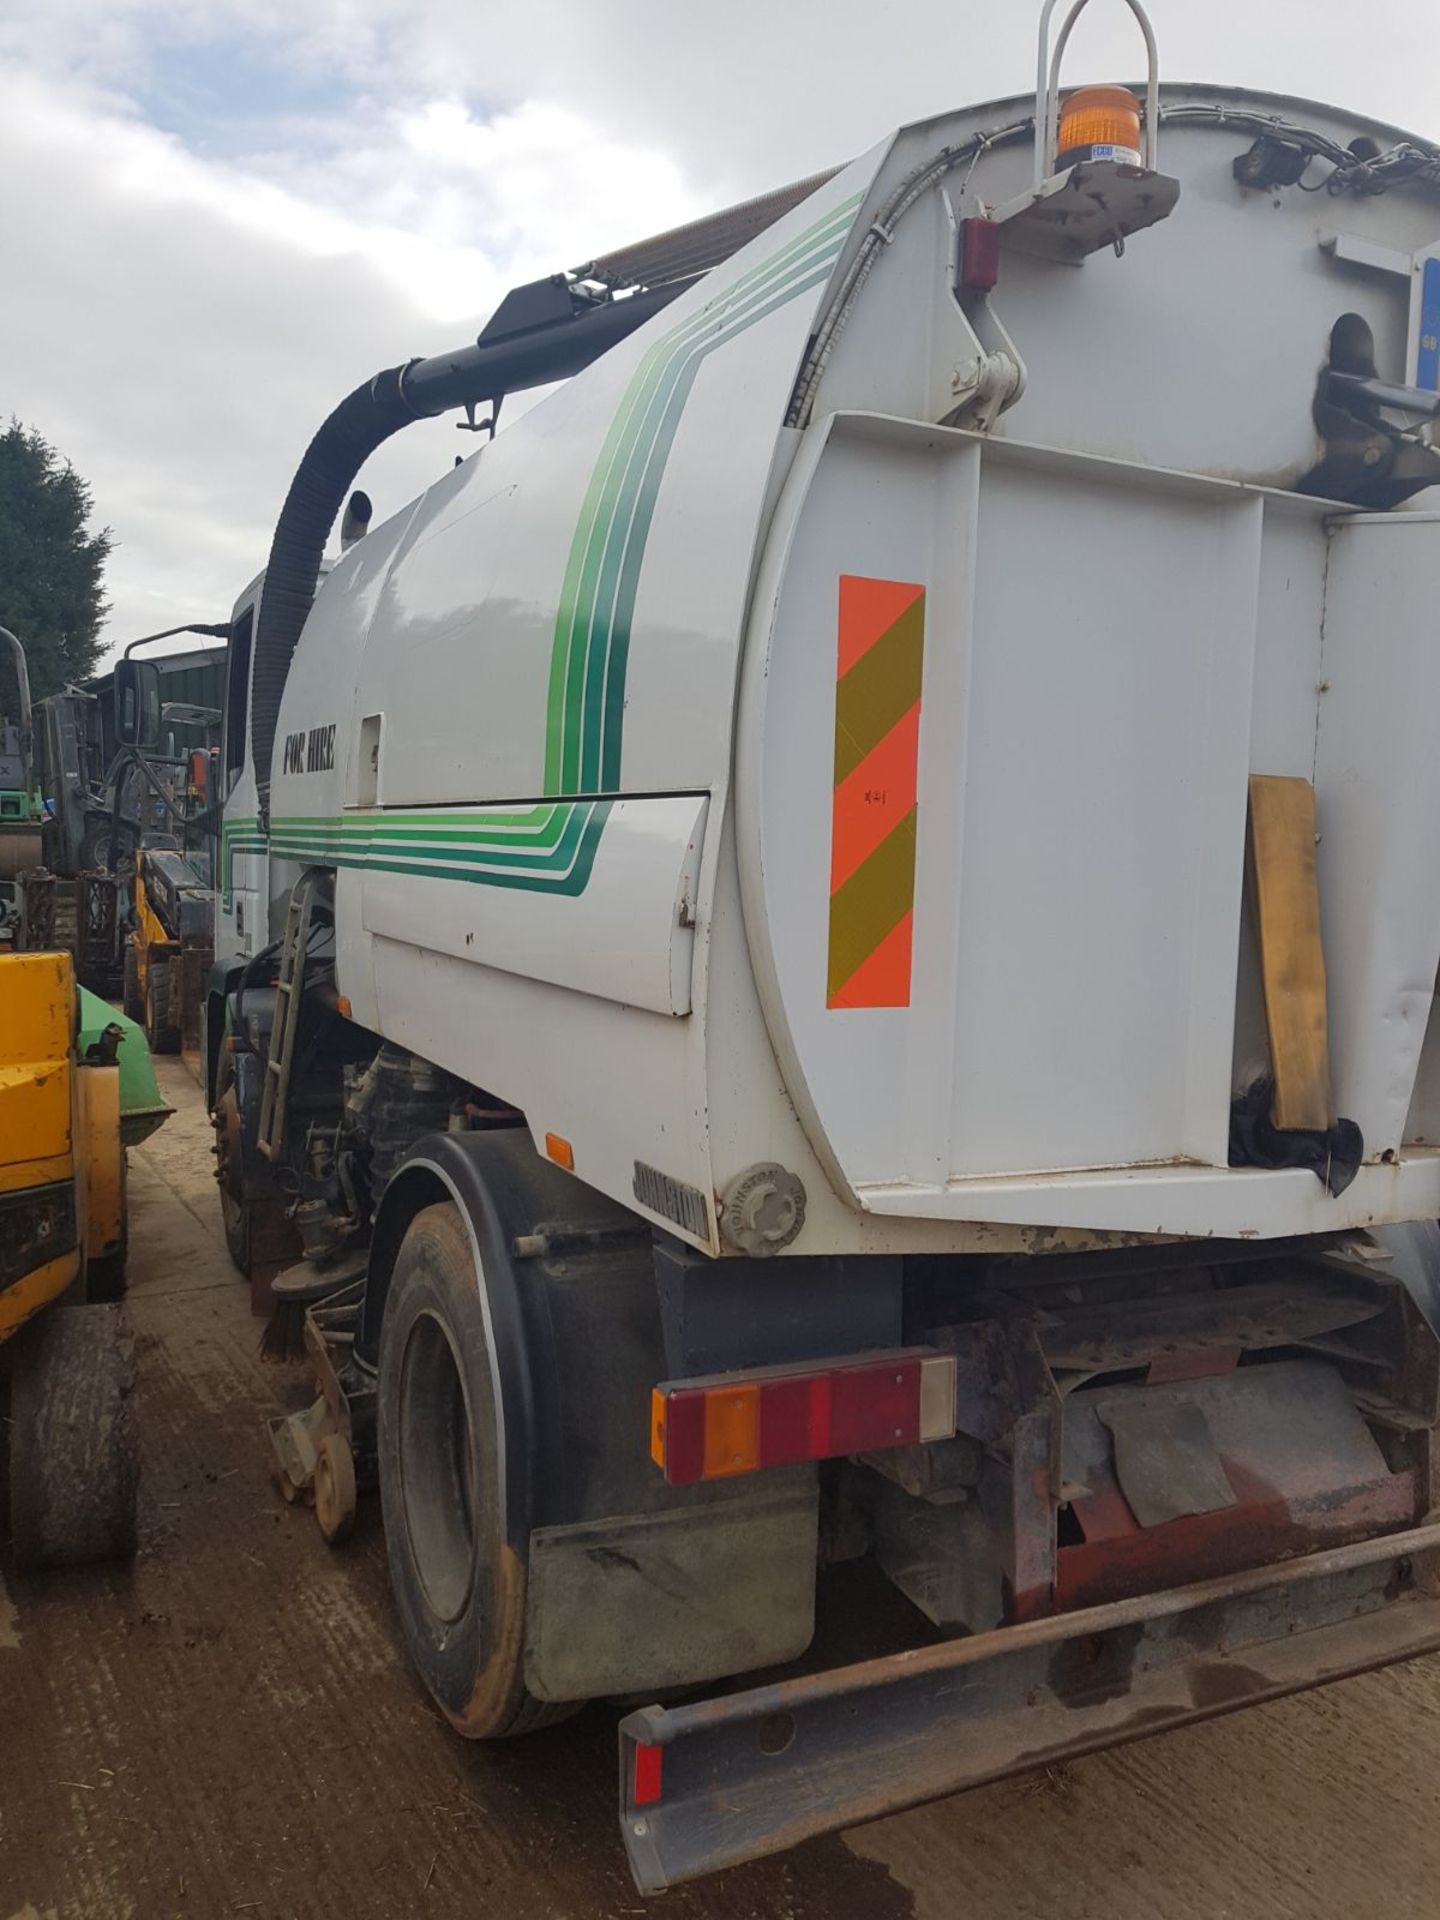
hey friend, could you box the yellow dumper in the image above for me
[1,951,139,1566]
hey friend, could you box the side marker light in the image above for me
[545,1132,575,1171]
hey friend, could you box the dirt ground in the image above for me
[5,1059,1440,1919]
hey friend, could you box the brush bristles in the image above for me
[260,1300,309,1363]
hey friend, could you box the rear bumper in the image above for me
[619,1520,1440,1893]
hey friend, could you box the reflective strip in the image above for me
[827,577,926,1009]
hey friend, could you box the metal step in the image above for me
[256,884,311,1163]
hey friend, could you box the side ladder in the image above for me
[256,882,312,1163]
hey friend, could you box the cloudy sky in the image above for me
[2,0,1437,661]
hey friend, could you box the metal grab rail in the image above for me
[1035,0,1161,190]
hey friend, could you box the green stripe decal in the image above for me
[271,801,612,897]
[545,195,862,800]
[220,815,264,907]
[250,187,862,899]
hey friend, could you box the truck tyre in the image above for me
[212,1051,253,1276]
[122,940,143,1022]
[84,1173,129,1305]
[220,1180,252,1276]
[377,1200,570,1738]
[211,1054,298,1284]
[8,1304,139,1569]
[145,961,181,1055]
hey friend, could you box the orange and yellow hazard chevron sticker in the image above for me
[827,575,925,1008]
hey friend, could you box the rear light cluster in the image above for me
[650,1349,957,1487]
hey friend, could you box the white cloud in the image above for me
[1,0,1437,664]
[0,53,700,656]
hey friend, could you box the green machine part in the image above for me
[77,986,173,1147]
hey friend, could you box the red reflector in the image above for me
[754,1374,827,1466]
[657,1388,706,1486]
[959,217,1001,292]
[828,1360,918,1455]
[632,1740,664,1807]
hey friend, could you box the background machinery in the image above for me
[1,618,222,992]
[210,0,1440,1889]
[124,841,216,1059]
[0,625,41,944]
[37,641,224,883]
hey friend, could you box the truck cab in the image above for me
[214,574,264,967]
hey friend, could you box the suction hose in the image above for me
[249,366,418,820]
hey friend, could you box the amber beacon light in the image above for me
[1056,85,1145,168]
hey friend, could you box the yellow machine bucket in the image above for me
[0,951,136,1339]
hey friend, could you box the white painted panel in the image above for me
[743,416,1264,1199]
[322,163,867,816]
[1233,504,1338,1095]
[741,420,966,1194]
[1315,512,1440,1156]
[817,111,1431,497]
[274,509,415,836]
[950,460,1262,1175]
[1405,994,1440,1147]
[366,931,716,1250]
[360,795,708,1017]
[858,1151,1440,1239]
[1249,506,1329,779]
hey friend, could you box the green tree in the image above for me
[0,420,112,702]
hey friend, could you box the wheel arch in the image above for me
[203,990,226,1108]
[203,955,245,1110]
[362,1136,546,1561]
[365,1131,823,1708]
[364,1126,651,1550]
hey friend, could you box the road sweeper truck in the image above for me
[208,0,1440,1887]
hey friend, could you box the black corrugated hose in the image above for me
[249,364,422,821]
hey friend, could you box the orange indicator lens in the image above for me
[703,1384,761,1479]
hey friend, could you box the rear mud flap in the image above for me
[525,1481,818,1702]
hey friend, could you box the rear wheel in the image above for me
[8,1304,139,1569]
[145,960,180,1055]
[212,1054,252,1276]
[315,1433,358,1546]
[84,1159,128,1305]
[212,1058,297,1284]
[377,1201,569,1737]
[220,1184,252,1274]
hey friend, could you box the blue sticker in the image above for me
[1419,257,1440,393]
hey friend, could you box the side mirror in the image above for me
[115,658,162,748]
